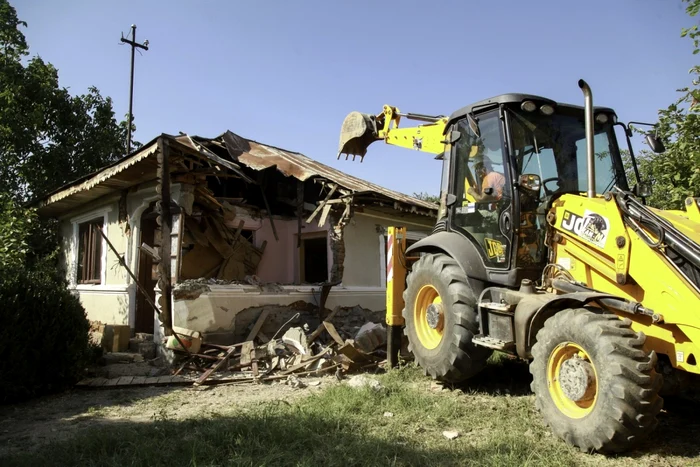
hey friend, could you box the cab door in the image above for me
[448,110,514,269]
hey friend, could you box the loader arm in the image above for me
[337,104,448,160]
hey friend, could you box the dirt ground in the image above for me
[0,374,339,458]
[4,359,700,465]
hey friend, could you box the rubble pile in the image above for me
[168,306,390,386]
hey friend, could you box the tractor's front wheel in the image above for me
[402,252,491,382]
[530,308,663,453]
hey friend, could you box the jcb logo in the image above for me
[561,210,609,248]
[485,238,506,262]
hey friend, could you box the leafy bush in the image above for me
[0,195,92,403]
[0,263,91,403]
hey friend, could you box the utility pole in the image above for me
[120,24,149,155]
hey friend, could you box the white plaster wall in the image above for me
[57,196,130,325]
[173,285,386,333]
[55,182,187,329]
[341,213,432,287]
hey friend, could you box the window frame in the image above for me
[70,206,111,288]
[77,218,104,284]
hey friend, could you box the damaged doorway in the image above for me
[135,202,159,334]
[299,232,329,284]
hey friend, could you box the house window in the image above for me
[299,233,328,283]
[77,218,104,284]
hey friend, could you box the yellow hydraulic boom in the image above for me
[338,105,447,160]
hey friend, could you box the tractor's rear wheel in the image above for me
[530,308,663,453]
[402,252,491,382]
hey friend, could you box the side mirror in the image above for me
[446,193,457,206]
[646,133,665,154]
[519,174,541,193]
[633,182,652,198]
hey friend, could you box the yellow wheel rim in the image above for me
[414,285,444,350]
[547,342,598,419]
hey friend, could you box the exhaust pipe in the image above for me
[578,79,596,198]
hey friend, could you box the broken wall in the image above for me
[172,283,392,339]
[171,209,433,339]
[254,218,332,284]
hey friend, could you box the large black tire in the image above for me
[530,308,663,453]
[402,252,491,382]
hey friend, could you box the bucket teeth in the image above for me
[337,112,379,159]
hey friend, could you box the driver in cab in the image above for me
[467,156,505,203]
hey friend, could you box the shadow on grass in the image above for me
[0,401,573,467]
[632,394,700,458]
[393,354,700,460]
[451,352,533,396]
[0,385,183,446]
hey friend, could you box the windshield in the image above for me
[509,107,628,195]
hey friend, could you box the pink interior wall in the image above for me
[254,218,332,284]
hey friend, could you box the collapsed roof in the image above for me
[34,130,438,221]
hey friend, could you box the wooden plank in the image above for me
[245,309,270,342]
[337,343,368,363]
[144,377,160,385]
[116,376,134,386]
[318,203,332,227]
[240,341,254,366]
[306,183,337,223]
[193,344,238,387]
[323,321,346,346]
[279,345,334,375]
[131,376,146,385]
[89,378,108,387]
[257,332,270,344]
[104,378,120,387]
[307,306,342,344]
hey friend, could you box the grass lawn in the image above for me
[1,353,698,466]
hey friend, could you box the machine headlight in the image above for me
[540,104,555,115]
[521,100,537,112]
[596,113,609,124]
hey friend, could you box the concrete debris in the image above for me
[354,322,387,353]
[173,281,211,300]
[347,375,383,391]
[84,310,390,390]
[282,327,310,355]
[442,431,460,440]
[306,357,333,375]
[383,412,394,417]
[286,375,306,389]
[142,313,391,388]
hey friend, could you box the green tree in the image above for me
[635,0,699,209]
[412,191,440,204]
[0,0,135,202]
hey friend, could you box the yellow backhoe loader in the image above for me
[337,80,700,453]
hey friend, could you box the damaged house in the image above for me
[33,130,437,349]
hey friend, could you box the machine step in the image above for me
[472,335,515,351]
[478,301,514,313]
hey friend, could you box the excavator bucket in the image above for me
[337,111,379,159]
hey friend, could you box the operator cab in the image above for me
[437,94,629,284]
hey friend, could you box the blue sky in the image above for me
[13,0,697,197]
